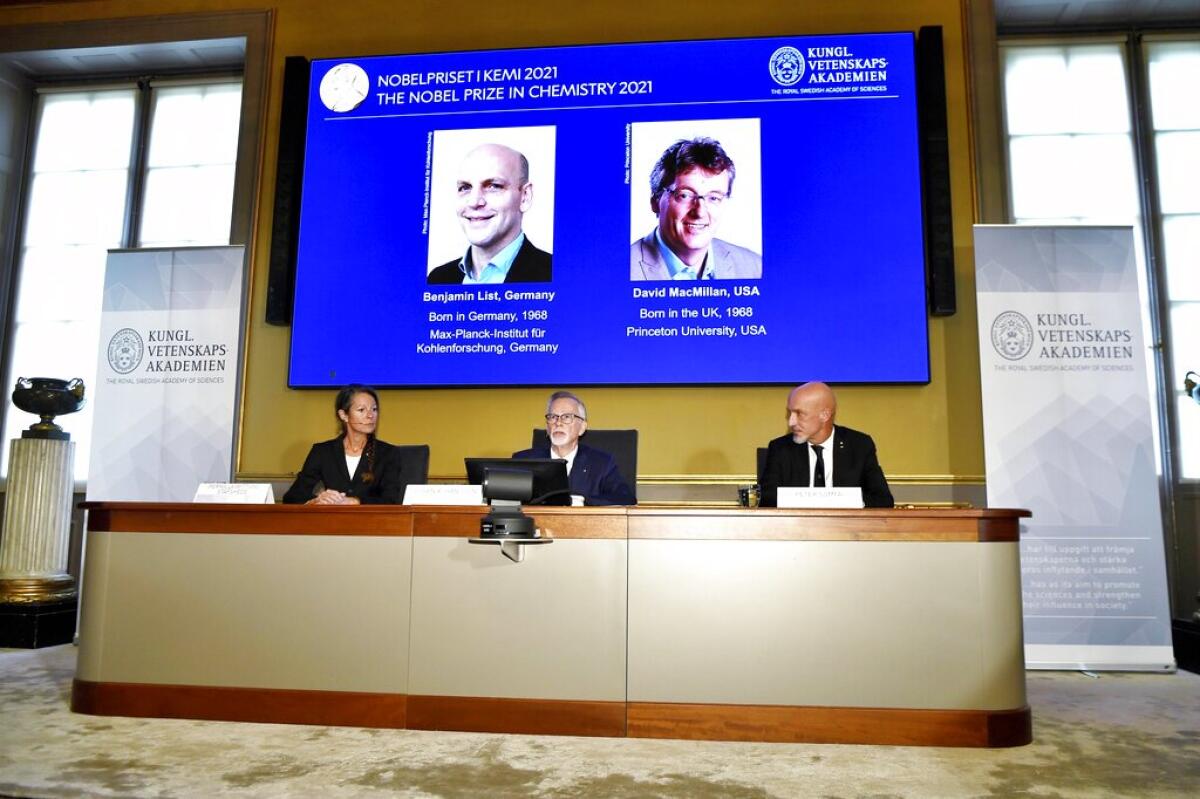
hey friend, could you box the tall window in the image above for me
[1146,40,1200,478]
[139,82,242,247]
[1,78,242,481]
[999,38,1200,480]
[1003,44,1139,229]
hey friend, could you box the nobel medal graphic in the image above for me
[319,63,370,113]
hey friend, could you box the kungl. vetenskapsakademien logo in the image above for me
[768,46,805,86]
[991,311,1034,360]
[107,328,144,374]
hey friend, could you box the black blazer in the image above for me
[427,237,552,284]
[760,425,894,508]
[283,437,411,504]
[512,442,636,506]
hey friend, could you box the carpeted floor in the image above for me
[0,645,1197,798]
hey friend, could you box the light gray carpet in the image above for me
[1,645,1197,798]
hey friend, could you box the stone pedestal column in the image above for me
[0,437,77,647]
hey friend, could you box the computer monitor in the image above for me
[464,458,571,506]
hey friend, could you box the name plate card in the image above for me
[193,483,275,504]
[777,487,864,509]
[403,484,484,505]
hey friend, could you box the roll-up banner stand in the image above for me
[974,225,1174,671]
[87,246,245,502]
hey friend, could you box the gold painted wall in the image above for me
[0,0,985,482]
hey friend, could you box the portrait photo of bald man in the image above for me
[426,127,556,285]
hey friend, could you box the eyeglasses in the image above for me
[667,187,728,208]
[545,413,585,424]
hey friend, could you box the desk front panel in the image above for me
[408,512,627,701]
[627,538,1025,710]
[76,530,411,694]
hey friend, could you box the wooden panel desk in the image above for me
[72,504,1030,747]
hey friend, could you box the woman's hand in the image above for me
[307,490,361,505]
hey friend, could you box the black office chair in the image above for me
[393,444,431,496]
[530,429,638,502]
[756,447,769,485]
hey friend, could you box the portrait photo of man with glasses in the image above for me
[630,129,763,282]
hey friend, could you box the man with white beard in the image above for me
[512,390,635,506]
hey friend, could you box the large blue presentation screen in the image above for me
[289,32,930,387]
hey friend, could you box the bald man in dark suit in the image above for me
[760,382,894,508]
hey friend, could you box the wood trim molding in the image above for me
[976,515,1024,542]
[71,679,408,729]
[410,506,628,539]
[627,702,1032,748]
[82,503,414,536]
[628,508,1027,542]
[69,680,1029,747]
[81,503,1028,541]
[408,695,626,737]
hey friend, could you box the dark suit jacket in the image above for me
[283,437,412,504]
[760,425,894,508]
[427,237,552,284]
[512,442,636,506]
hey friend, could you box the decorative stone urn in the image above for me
[11,377,86,440]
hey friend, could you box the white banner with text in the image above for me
[86,246,245,502]
[974,225,1173,671]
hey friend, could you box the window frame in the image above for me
[0,11,271,490]
[0,75,244,484]
[996,32,1200,485]
[1138,33,1200,486]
